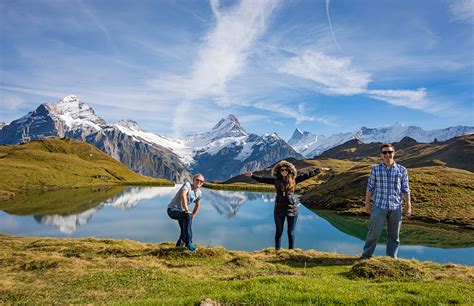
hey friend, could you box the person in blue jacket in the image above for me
[244,161,320,250]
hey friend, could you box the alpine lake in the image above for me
[0,186,472,265]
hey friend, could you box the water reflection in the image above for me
[30,187,177,233]
[312,210,474,249]
[204,189,274,218]
[0,187,472,265]
[1,186,274,234]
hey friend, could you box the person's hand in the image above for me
[404,207,411,219]
[184,209,192,215]
[243,172,252,177]
[365,202,372,215]
[192,213,196,220]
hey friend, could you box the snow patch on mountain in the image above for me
[289,123,474,157]
[113,119,194,165]
[45,95,105,132]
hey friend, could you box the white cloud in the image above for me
[2,95,24,110]
[254,101,331,125]
[449,0,474,23]
[278,50,452,114]
[367,88,428,110]
[161,0,279,135]
[279,51,371,95]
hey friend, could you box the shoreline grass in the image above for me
[203,182,275,192]
[0,234,472,304]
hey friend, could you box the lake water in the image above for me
[0,186,472,265]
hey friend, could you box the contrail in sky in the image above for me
[326,0,342,51]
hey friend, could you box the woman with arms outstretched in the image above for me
[244,161,320,251]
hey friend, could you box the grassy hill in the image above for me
[213,152,474,229]
[300,165,474,229]
[0,234,472,304]
[0,138,173,200]
[316,134,474,172]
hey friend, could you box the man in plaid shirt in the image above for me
[361,143,411,259]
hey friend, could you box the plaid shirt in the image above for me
[367,162,410,210]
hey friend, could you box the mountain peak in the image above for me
[213,114,240,129]
[211,114,247,137]
[392,121,405,128]
[44,95,106,129]
[114,119,142,132]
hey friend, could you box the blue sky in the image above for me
[1,0,473,139]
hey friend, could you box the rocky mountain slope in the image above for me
[0,96,302,181]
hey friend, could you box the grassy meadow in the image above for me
[0,234,472,304]
[0,138,173,200]
[213,157,474,229]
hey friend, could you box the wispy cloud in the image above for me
[449,0,474,23]
[2,95,24,110]
[254,100,331,125]
[278,50,452,114]
[326,0,342,51]
[367,88,429,110]
[279,51,370,95]
[153,0,279,135]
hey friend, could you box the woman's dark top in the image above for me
[251,170,319,217]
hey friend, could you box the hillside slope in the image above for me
[0,138,173,199]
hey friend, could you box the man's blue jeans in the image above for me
[362,205,402,258]
[167,208,193,245]
[274,214,298,250]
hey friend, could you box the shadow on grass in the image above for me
[269,254,359,268]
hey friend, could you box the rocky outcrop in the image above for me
[87,127,191,182]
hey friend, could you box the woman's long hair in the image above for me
[272,160,297,194]
[281,173,295,194]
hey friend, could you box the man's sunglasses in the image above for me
[382,151,394,155]
[195,178,204,183]
[280,168,289,172]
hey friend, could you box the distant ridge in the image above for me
[316,134,474,173]
[288,123,474,157]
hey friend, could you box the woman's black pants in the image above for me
[274,214,298,250]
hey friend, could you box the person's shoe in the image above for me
[186,243,198,251]
[176,239,185,247]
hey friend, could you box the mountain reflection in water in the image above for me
[0,187,472,265]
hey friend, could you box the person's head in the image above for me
[192,174,205,188]
[380,144,395,162]
[271,160,297,192]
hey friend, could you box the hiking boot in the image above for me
[186,243,198,251]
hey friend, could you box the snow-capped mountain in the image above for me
[0,96,302,181]
[113,119,193,166]
[0,122,5,130]
[289,122,474,158]
[288,129,353,157]
[0,95,106,144]
[187,115,303,180]
[109,114,303,180]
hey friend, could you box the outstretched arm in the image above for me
[295,168,321,183]
[243,172,275,184]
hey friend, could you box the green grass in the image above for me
[0,234,472,304]
[0,138,174,200]
[301,164,474,229]
[203,182,275,192]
